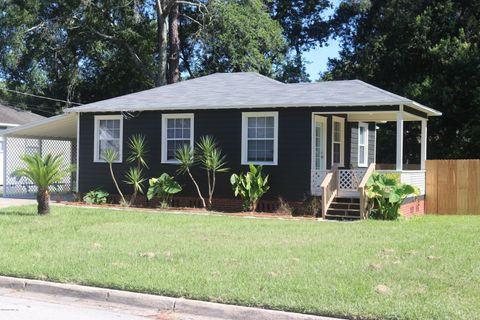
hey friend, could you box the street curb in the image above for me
[0,275,340,320]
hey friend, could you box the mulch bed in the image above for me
[60,201,318,220]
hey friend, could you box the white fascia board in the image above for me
[0,113,74,137]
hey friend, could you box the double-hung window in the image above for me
[358,122,369,167]
[331,116,344,167]
[241,112,278,165]
[161,114,194,163]
[94,115,123,163]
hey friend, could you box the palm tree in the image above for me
[11,153,75,215]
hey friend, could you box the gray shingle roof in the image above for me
[65,72,440,116]
[0,103,45,125]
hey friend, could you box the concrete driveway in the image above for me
[0,198,37,208]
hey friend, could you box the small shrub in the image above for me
[83,189,109,205]
[230,164,270,212]
[147,173,182,208]
[366,172,419,220]
[302,194,322,217]
[275,197,293,215]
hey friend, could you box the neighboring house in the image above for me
[0,103,45,185]
[1,73,441,217]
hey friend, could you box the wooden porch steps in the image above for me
[326,197,361,221]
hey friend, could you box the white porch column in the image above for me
[420,119,427,170]
[396,107,404,171]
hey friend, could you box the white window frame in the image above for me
[161,113,194,164]
[93,115,123,163]
[241,111,278,166]
[358,122,369,167]
[331,116,345,167]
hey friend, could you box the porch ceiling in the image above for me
[0,113,77,140]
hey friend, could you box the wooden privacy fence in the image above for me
[426,159,480,214]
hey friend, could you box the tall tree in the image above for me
[194,0,286,76]
[326,0,480,159]
[267,0,332,82]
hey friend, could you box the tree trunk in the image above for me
[37,188,50,215]
[168,2,180,84]
[155,0,168,86]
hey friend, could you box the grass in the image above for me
[0,205,479,319]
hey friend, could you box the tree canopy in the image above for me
[326,0,480,159]
[1,0,479,159]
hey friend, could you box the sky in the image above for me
[301,0,342,81]
[303,38,341,81]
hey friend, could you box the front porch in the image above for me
[309,106,429,219]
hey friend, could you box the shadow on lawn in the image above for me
[0,207,38,217]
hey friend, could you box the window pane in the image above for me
[245,114,276,163]
[265,127,274,138]
[167,119,175,128]
[334,123,341,142]
[359,146,365,164]
[167,139,190,160]
[359,127,365,144]
[257,127,265,138]
[167,128,174,138]
[266,116,274,127]
[333,143,340,163]
[99,140,120,161]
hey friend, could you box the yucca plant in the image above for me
[125,134,148,205]
[102,148,126,205]
[176,144,206,208]
[196,136,229,209]
[11,153,75,214]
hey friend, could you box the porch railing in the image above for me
[338,168,367,196]
[320,164,338,218]
[358,163,376,219]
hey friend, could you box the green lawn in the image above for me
[0,206,478,319]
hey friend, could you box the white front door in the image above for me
[311,115,327,195]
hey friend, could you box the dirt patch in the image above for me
[375,284,391,295]
[369,263,383,271]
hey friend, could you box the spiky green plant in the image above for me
[101,148,126,205]
[124,167,146,200]
[176,144,206,208]
[196,135,229,209]
[125,134,148,205]
[127,134,149,169]
[11,153,75,214]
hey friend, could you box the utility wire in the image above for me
[0,87,82,105]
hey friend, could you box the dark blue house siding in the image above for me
[78,108,377,201]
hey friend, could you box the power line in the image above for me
[0,87,82,105]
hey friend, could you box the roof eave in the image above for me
[64,101,415,113]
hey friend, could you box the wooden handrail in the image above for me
[358,163,376,219]
[358,163,376,189]
[320,165,338,219]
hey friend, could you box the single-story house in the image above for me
[1,73,441,217]
[0,103,45,185]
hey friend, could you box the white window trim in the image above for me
[161,113,194,164]
[93,115,123,163]
[358,122,369,167]
[331,116,345,167]
[241,111,278,166]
